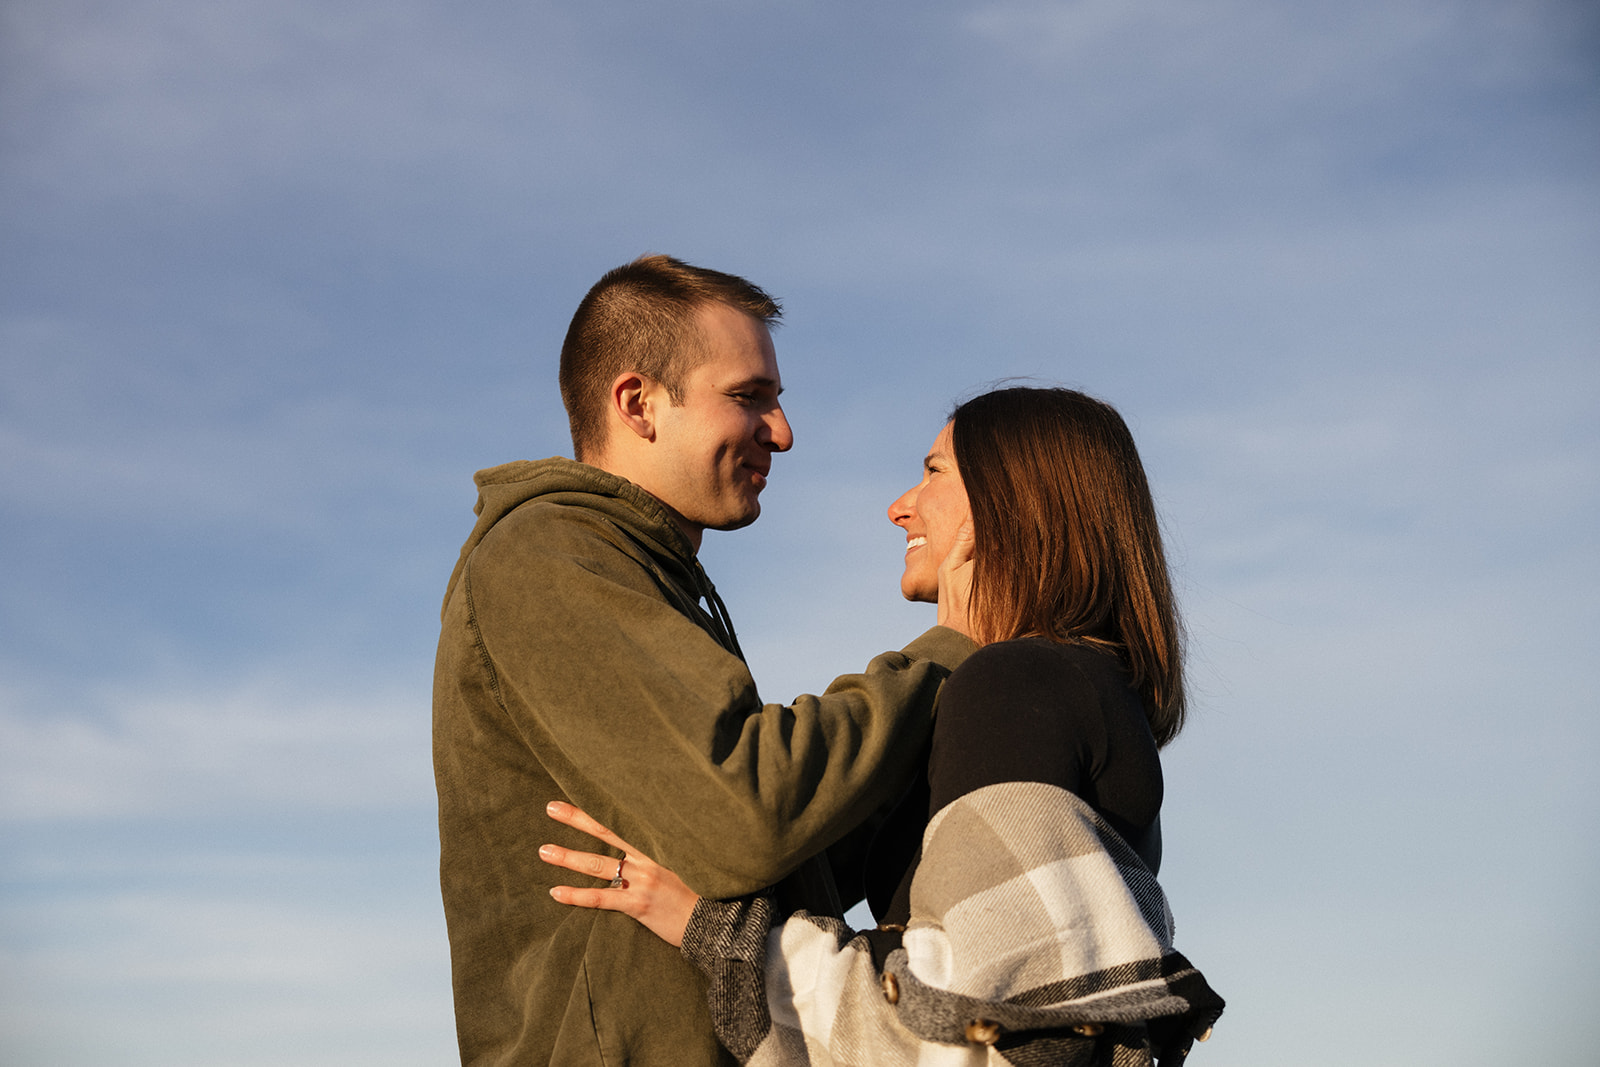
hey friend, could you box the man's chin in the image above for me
[707,506,761,533]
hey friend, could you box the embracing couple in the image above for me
[432,255,1223,1067]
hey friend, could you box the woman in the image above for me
[542,387,1224,1065]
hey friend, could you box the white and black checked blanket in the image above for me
[681,781,1224,1066]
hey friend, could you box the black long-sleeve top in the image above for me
[865,636,1165,926]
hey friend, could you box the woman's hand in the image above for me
[540,801,700,948]
[936,517,977,640]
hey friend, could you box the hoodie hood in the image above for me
[440,457,744,658]
[442,457,701,616]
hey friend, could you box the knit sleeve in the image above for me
[680,894,777,1062]
[683,898,900,1065]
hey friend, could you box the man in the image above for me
[433,255,974,1065]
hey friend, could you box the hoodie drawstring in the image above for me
[697,574,745,662]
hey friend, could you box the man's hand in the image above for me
[936,517,976,640]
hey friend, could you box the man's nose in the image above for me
[764,405,794,452]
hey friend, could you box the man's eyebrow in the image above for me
[728,375,783,395]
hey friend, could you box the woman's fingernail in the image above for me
[539,844,555,859]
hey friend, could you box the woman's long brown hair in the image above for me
[952,387,1187,747]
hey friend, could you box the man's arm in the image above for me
[461,501,974,897]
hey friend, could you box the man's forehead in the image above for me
[691,327,783,390]
[693,300,774,341]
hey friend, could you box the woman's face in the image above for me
[887,422,971,604]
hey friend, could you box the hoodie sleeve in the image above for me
[434,498,975,898]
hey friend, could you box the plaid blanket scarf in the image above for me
[681,780,1224,1066]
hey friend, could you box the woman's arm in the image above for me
[542,792,1221,1064]
[541,802,879,1063]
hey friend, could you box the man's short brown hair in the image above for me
[558,254,782,461]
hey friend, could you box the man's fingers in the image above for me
[948,518,975,556]
[938,518,975,575]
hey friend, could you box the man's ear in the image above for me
[609,371,658,442]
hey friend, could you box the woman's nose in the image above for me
[887,487,916,526]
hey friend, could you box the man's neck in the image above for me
[581,451,704,553]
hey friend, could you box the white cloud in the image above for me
[0,673,431,821]
[1,882,454,1066]
[0,1,1595,1064]
[0,0,627,244]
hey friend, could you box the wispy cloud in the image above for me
[0,674,430,821]
[2,871,453,1066]
[2,1,1596,1063]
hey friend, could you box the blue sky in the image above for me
[2,1,1596,1064]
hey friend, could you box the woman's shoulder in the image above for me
[940,639,1109,725]
[949,636,1125,689]
[929,638,1146,815]
[940,638,1145,744]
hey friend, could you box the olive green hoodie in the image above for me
[433,458,974,1066]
